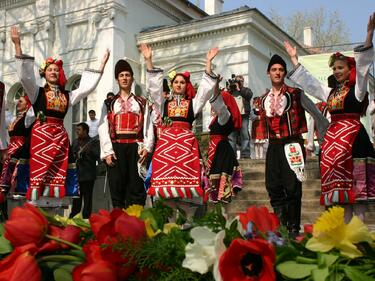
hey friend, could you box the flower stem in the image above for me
[37,254,83,263]
[45,234,82,251]
[296,256,317,264]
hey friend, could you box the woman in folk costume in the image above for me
[285,12,375,222]
[206,78,243,203]
[0,96,31,197]
[250,96,267,159]
[140,43,218,205]
[11,26,110,201]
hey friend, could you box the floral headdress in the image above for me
[168,70,196,99]
[328,52,356,87]
[39,57,67,88]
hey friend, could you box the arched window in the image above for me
[65,74,87,139]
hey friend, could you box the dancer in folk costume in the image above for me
[250,96,267,159]
[285,12,375,222]
[11,26,110,201]
[140,43,218,205]
[0,96,31,195]
[99,59,154,208]
[258,54,328,236]
[206,77,243,203]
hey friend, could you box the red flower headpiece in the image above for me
[328,52,356,87]
[39,57,67,88]
[170,71,196,100]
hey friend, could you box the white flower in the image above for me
[182,227,226,275]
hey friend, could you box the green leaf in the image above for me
[328,271,345,281]
[344,267,375,281]
[0,224,5,235]
[322,254,338,268]
[276,261,318,279]
[312,268,329,281]
[0,235,12,254]
[54,268,73,281]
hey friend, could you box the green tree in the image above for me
[269,7,351,51]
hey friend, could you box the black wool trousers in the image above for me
[265,139,304,232]
[70,180,95,219]
[107,142,146,209]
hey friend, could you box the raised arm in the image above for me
[0,83,7,152]
[193,48,219,116]
[140,43,163,112]
[70,49,110,106]
[11,26,38,103]
[284,41,331,102]
[209,76,230,125]
[354,12,375,102]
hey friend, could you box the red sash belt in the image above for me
[170,121,192,130]
[331,113,360,123]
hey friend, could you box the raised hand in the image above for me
[139,43,153,70]
[99,49,110,72]
[10,26,23,56]
[365,12,375,48]
[206,47,219,62]
[284,41,298,66]
[10,26,20,46]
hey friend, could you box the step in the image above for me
[241,179,321,191]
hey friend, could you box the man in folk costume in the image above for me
[98,59,154,208]
[258,54,328,237]
[11,26,110,201]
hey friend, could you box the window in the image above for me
[66,75,87,139]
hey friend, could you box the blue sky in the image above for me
[218,0,374,44]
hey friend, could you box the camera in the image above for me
[226,74,238,93]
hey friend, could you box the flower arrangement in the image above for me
[0,202,374,281]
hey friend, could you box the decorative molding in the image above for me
[0,0,35,9]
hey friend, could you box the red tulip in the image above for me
[219,238,276,281]
[4,203,48,247]
[38,225,82,252]
[72,261,118,281]
[303,224,313,234]
[89,209,111,236]
[0,244,41,281]
[238,206,279,234]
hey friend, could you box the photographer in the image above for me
[227,75,253,158]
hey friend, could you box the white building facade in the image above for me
[0,0,206,138]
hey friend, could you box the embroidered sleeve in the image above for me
[354,44,374,102]
[142,103,155,153]
[209,94,230,125]
[193,72,218,116]
[146,69,164,113]
[288,63,331,102]
[15,55,39,104]
[70,70,102,106]
[98,102,114,160]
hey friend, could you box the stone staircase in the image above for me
[221,158,375,227]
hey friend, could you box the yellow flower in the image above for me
[306,206,372,258]
[168,70,177,80]
[144,218,161,238]
[124,204,144,218]
[163,223,179,234]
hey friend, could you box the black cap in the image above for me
[114,59,133,78]
[267,54,287,72]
